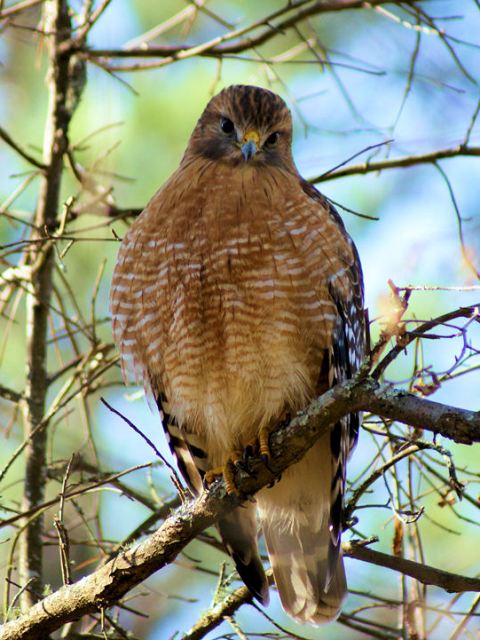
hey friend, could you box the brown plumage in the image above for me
[110,84,365,624]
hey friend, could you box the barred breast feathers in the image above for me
[111,158,356,464]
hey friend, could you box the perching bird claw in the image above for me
[204,455,242,495]
[258,425,272,461]
[240,429,277,479]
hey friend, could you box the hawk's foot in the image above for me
[257,411,291,464]
[242,423,279,478]
[204,449,243,495]
[258,425,272,461]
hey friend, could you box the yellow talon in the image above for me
[259,426,271,460]
[203,423,283,495]
[204,452,243,495]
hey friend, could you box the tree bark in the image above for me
[19,0,82,610]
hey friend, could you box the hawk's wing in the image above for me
[258,181,366,624]
[310,182,366,573]
[156,392,270,605]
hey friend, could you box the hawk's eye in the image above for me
[220,117,235,135]
[265,132,280,147]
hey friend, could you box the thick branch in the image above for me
[348,377,479,444]
[1,376,478,638]
[0,483,246,640]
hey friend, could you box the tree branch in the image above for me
[71,0,409,66]
[1,375,479,638]
[0,0,45,19]
[0,384,23,404]
[348,377,480,445]
[19,0,83,611]
[344,542,480,593]
[373,305,479,379]
[182,540,480,640]
[309,144,480,184]
[311,146,480,183]
[0,126,47,170]
[183,583,255,640]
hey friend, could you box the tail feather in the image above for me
[258,436,347,624]
[218,504,269,605]
[263,517,346,623]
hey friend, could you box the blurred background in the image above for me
[1,1,480,638]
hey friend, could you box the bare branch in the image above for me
[344,542,480,593]
[1,375,479,637]
[71,0,411,68]
[350,377,480,444]
[183,583,255,640]
[0,126,47,171]
[0,0,45,19]
[1,1,479,636]
[374,305,479,378]
[0,384,23,403]
[311,145,480,183]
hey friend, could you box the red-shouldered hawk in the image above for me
[110,85,365,624]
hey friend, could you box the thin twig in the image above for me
[310,145,480,183]
[0,126,47,170]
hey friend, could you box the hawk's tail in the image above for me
[218,504,269,605]
[262,515,346,624]
[258,437,346,624]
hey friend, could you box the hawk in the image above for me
[110,85,365,624]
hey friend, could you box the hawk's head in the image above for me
[185,85,295,171]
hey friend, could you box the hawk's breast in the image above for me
[112,161,353,457]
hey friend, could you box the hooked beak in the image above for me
[241,130,260,161]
